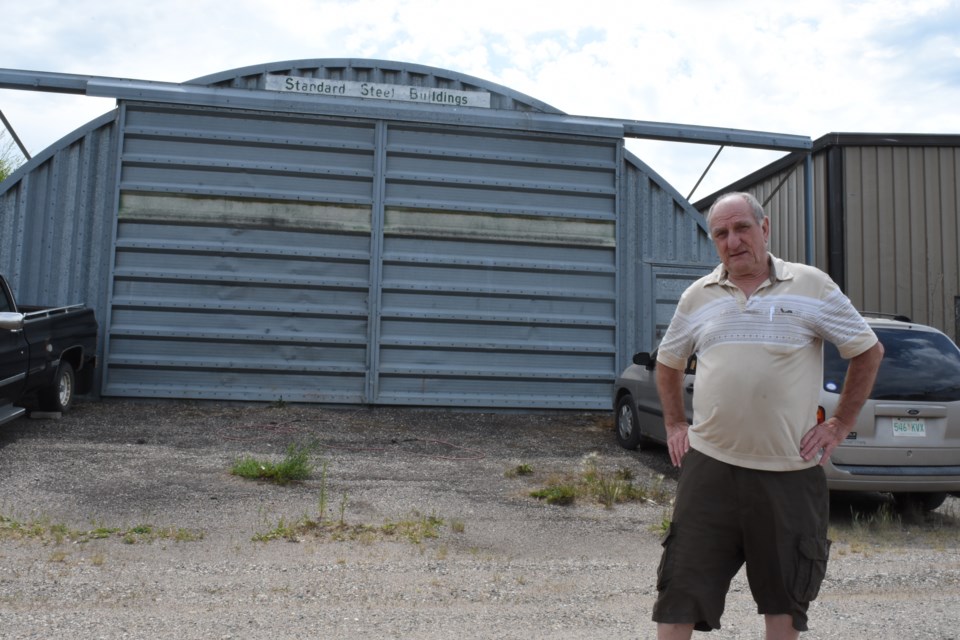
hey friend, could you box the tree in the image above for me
[1,131,26,183]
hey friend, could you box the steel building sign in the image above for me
[265,74,491,108]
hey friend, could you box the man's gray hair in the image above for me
[706,192,766,225]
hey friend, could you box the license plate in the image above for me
[892,417,926,437]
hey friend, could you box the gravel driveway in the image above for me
[0,398,958,639]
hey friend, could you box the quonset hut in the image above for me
[0,59,809,408]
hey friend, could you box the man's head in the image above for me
[706,192,770,280]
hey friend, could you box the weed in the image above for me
[317,461,329,520]
[505,463,534,478]
[530,485,577,505]
[254,510,449,545]
[231,443,314,485]
[0,513,203,545]
[829,499,960,552]
[48,550,69,563]
[338,492,348,527]
[651,511,672,536]
[528,454,673,509]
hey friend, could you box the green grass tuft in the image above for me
[231,443,314,485]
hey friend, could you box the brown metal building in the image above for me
[695,133,960,342]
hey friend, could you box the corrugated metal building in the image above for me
[696,133,960,342]
[0,59,808,409]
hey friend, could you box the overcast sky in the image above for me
[2,0,959,201]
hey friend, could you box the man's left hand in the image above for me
[800,417,852,465]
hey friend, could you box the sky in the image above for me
[2,0,959,201]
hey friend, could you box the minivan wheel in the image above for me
[615,395,643,450]
[891,491,948,513]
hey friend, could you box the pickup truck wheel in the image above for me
[615,394,643,450]
[39,361,75,413]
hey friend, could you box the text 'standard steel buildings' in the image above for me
[696,133,960,344]
[0,59,809,409]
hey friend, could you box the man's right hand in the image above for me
[655,361,691,468]
[665,422,690,468]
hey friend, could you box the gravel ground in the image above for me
[0,398,959,639]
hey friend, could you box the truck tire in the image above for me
[39,361,75,413]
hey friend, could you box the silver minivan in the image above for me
[613,316,960,511]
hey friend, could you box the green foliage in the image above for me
[231,443,314,485]
[505,463,534,478]
[0,513,203,544]
[530,485,577,505]
[529,453,672,509]
[254,509,450,545]
[0,133,24,183]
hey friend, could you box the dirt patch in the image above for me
[0,398,958,639]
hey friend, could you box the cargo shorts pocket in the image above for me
[656,523,676,591]
[794,536,831,602]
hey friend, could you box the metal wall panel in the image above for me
[843,145,960,333]
[0,114,118,393]
[617,153,717,368]
[103,105,377,401]
[3,58,726,409]
[377,124,619,407]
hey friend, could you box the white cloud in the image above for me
[2,0,959,200]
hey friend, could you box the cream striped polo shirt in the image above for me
[657,254,878,472]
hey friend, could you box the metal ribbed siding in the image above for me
[0,114,118,378]
[844,145,960,332]
[104,105,376,401]
[3,59,723,409]
[377,125,618,407]
[103,104,625,407]
[618,153,716,366]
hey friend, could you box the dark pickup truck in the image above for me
[0,274,98,426]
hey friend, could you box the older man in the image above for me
[652,192,884,639]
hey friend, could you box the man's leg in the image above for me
[764,613,800,640]
[658,622,695,640]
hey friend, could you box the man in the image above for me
[652,192,884,639]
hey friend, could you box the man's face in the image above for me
[709,197,770,279]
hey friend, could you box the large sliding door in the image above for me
[103,105,619,408]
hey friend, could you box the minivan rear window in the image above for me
[823,327,960,401]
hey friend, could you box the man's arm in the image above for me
[800,341,885,464]
[656,361,691,467]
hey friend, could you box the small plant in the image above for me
[317,461,329,520]
[651,511,672,535]
[527,455,674,509]
[231,443,314,485]
[530,485,577,506]
[0,513,203,544]
[505,463,534,478]
[253,509,451,545]
[338,492,348,527]
[829,499,960,553]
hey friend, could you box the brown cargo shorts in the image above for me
[652,448,831,632]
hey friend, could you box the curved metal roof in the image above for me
[188,58,563,114]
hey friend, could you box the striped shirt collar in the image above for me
[705,253,795,287]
